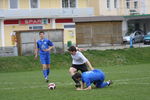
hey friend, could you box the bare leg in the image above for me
[69,67,77,76]
[69,67,81,87]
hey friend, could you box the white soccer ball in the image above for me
[48,83,56,90]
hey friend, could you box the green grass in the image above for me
[0,47,150,72]
[0,63,150,100]
[0,47,150,100]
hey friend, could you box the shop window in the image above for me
[64,24,75,28]
[29,26,43,30]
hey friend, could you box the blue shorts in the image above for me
[93,69,105,88]
[39,54,50,64]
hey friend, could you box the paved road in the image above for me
[83,43,150,50]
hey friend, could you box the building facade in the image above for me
[88,0,150,37]
[0,0,93,47]
[89,0,149,16]
[0,0,150,48]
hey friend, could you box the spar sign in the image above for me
[20,19,48,24]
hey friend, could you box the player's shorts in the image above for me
[39,53,50,64]
[71,64,88,73]
[93,69,106,88]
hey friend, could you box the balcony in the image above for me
[0,8,94,19]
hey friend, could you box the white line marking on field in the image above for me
[114,77,150,82]
[0,77,150,90]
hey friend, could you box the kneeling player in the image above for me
[74,69,113,90]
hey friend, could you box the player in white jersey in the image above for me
[68,46,94,88]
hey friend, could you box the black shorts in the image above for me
[71,64,88,73]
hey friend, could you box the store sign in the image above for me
[20,19,43,24]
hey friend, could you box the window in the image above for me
[62,0,76,8]
[29,25,43,30]
[107,0,110,8]
[126,0,130,9]
[9,0,18,9]
[134,1,138,9]
[114,0,118,8]
[30,0,39,8]
[64,24,75,28]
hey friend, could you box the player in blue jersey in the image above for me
[74,69,113,90]
[34,31,54,83]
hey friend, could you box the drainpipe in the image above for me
[0,19,5,47]
[122,19,128,37]
[51,18,56,29]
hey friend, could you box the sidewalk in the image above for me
[83,43,150,51]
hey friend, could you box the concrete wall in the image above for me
[0,46,18,56]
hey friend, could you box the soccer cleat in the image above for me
[45,79,49,83]
[75,83,81,88]
[45,77,49,83]
[108,80,113,86]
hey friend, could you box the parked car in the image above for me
[123,31,144,43]
[143,32,150,44]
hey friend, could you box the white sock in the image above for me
[107,81,110,85]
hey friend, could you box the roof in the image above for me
[73,16,124,22]
[124,14,150,20]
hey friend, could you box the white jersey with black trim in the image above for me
[71,51,88,65]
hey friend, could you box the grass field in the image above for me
[0,63,150,100]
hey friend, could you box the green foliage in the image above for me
[0,47,150,72]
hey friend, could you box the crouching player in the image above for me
[74,69,113,90]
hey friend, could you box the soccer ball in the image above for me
[48,83,56,90]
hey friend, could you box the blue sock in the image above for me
[47,68,50,76]
[100,82,109,88]
[42,70,47,78]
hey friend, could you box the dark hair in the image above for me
[68,46,77,52]
[39,31,45,35]
[74,72,82,79]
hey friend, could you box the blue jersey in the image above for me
[82,69,105,87]
[37,38,53,54]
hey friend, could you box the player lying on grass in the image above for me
[68,46,94,88]
[74,69,113,90]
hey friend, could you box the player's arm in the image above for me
[34,43,39,60]
[85,61,94,70]
[43,40,54,51]
[77,81,92,90]
[77,84,92,90]
[83,86,92,90]
[76,82,85,90]
[81,82,84,89]
[79,52,94,70]
[44,46,54,51]
[76,47,84,52]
